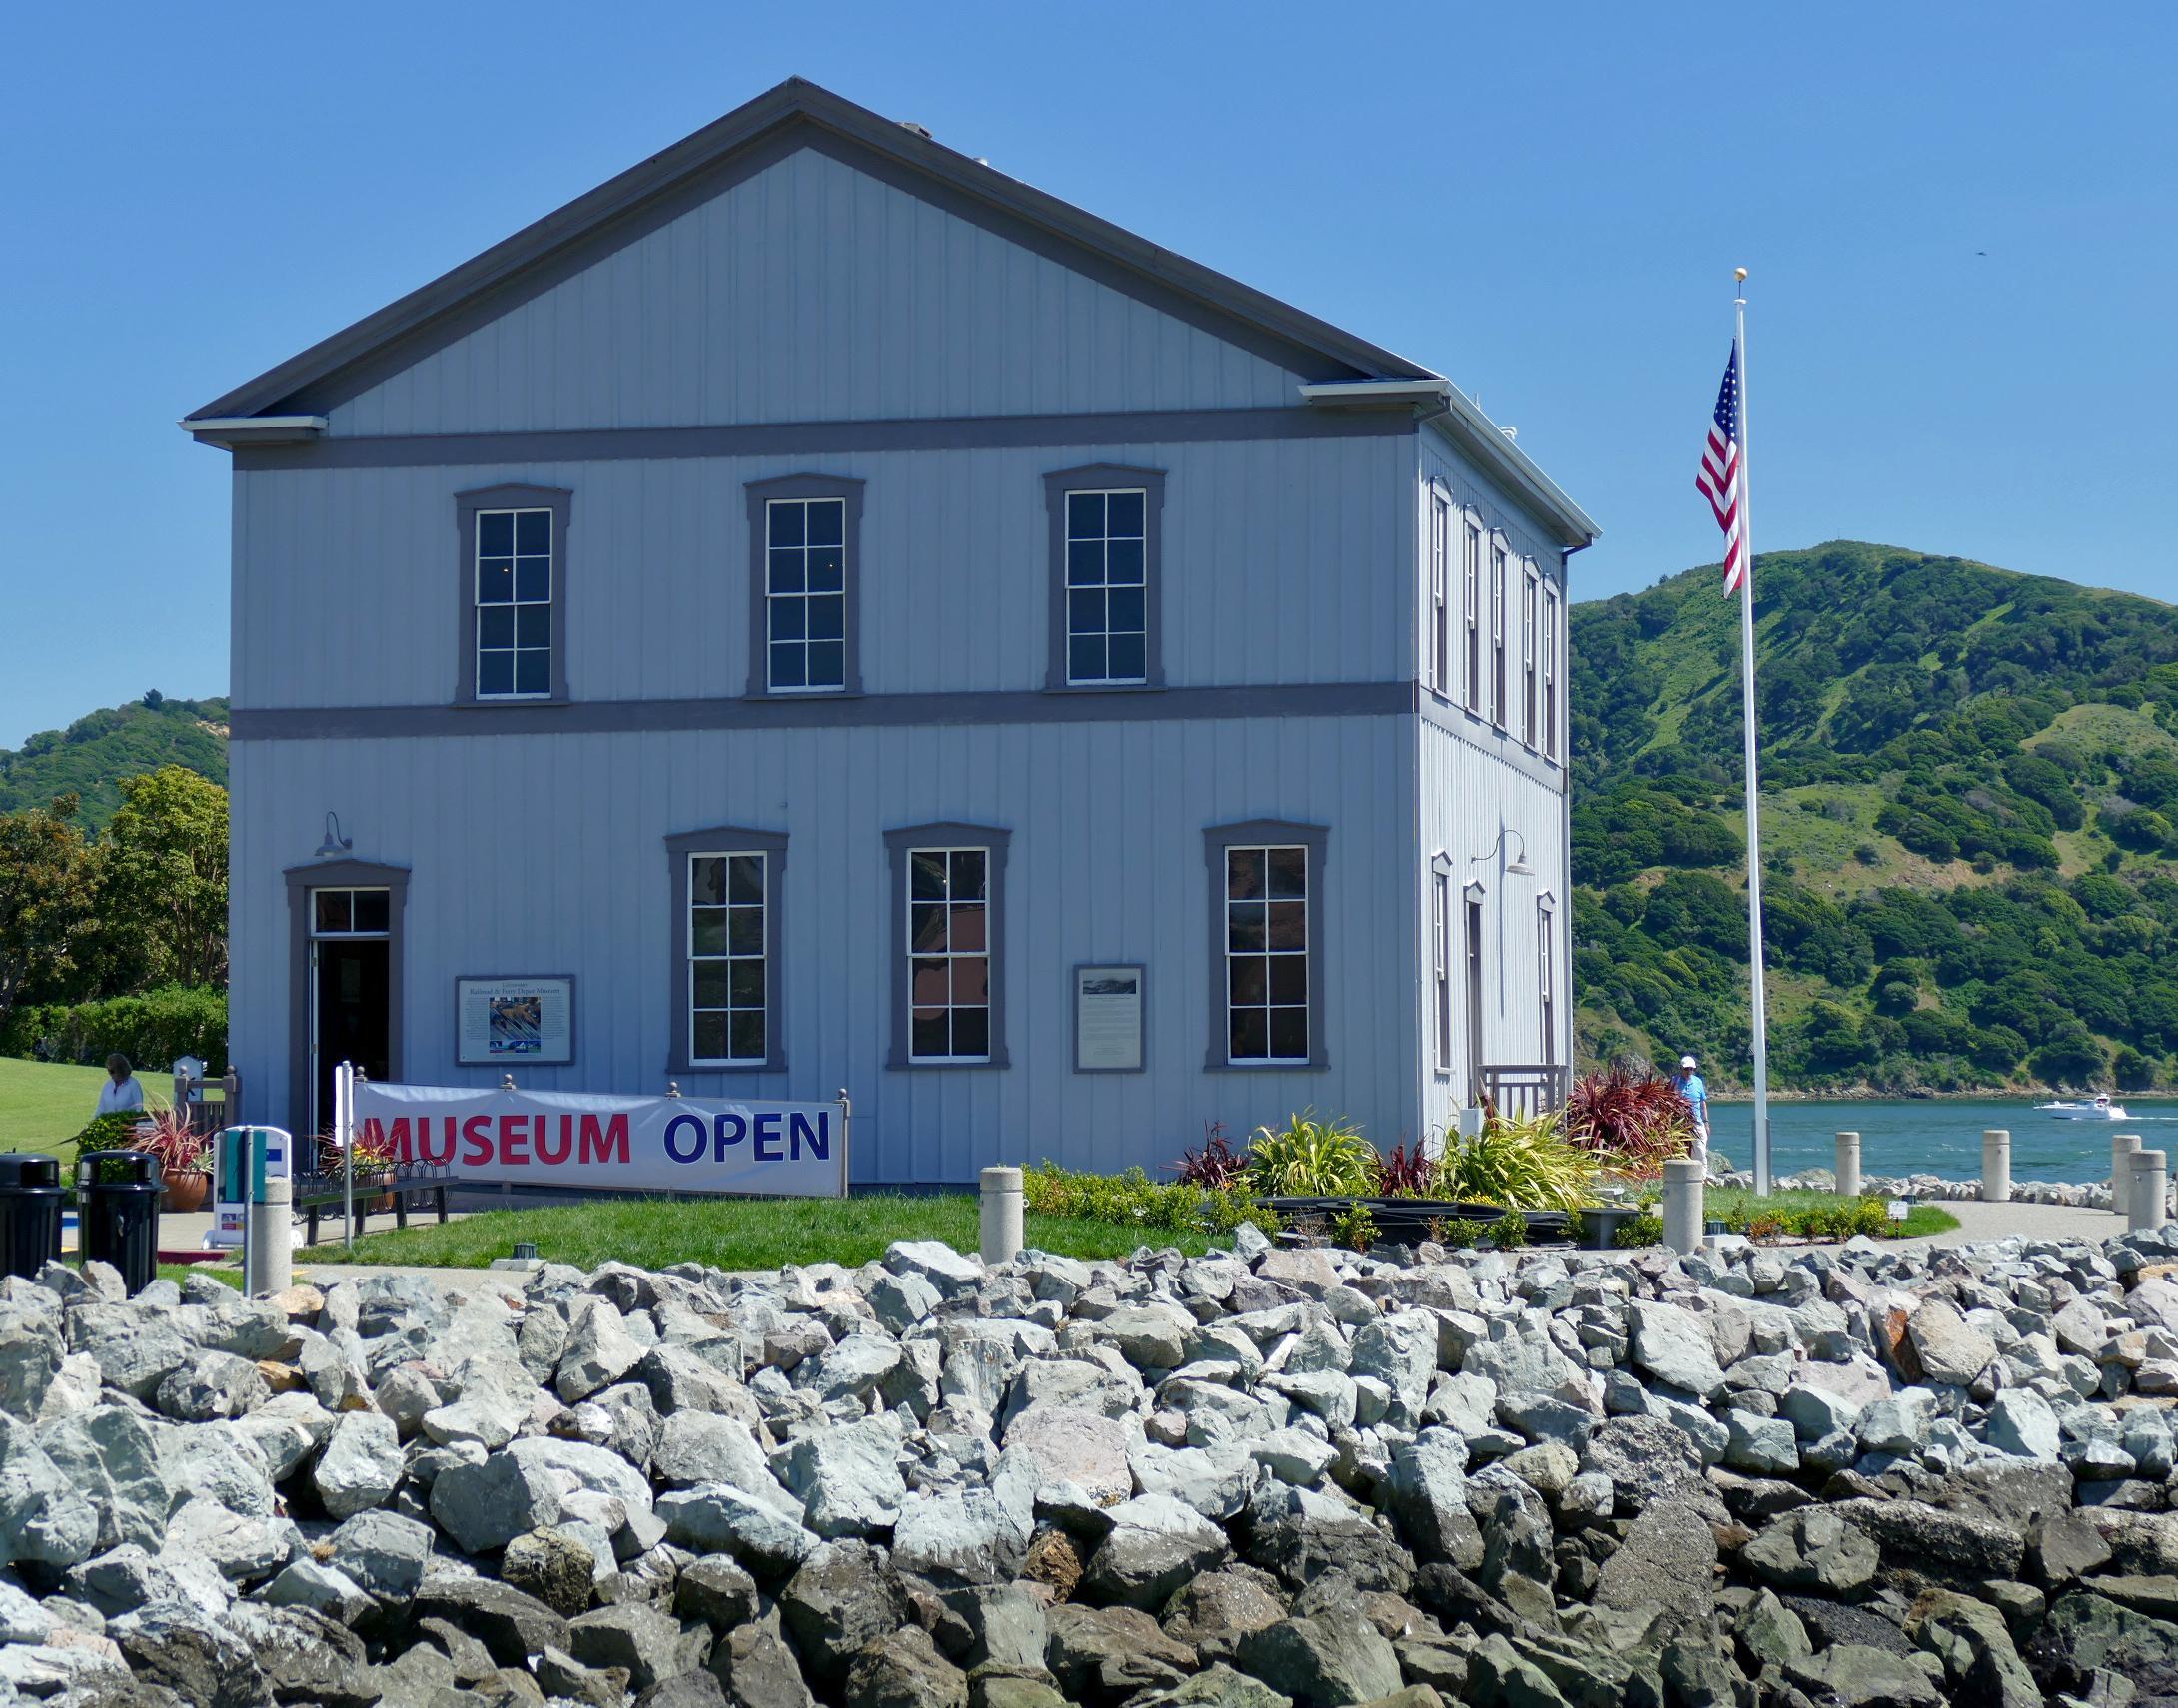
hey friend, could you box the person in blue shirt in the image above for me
[1673,1054,1711,1177]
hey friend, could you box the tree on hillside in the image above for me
[92,766,229,991]
[0,796,100,1029]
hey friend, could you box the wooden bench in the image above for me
[293,1171,459,1247]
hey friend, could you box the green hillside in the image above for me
[1571,541,2178,1094]
[0,694,229,827]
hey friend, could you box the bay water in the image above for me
[1705,1097,2178,1185]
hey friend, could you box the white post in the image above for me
[1981,1129,2012,1206]
[2113,1133,2141,1220]
[1835,1131,1861,1199]
[336,1061,354,1253]
[1662,1158,1705,1255]
[979,1166,1024,1267]
[1733,275,1773,1198]
[2131,1151,2168,1236]
[245,1169,292,1297]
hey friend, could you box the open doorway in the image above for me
[1464,892,1485,1103]
[309,887,391,1139]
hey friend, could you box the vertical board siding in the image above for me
[235,717,1419,1183]
[331,146,1309,438]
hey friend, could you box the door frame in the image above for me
[1463,884,1486,1104]
[284,858,409,1143]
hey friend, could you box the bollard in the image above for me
[1982,1130,2012,1206]
[979,1165,1024,1267]
[2114,1133,2143,1221]
[1661,1159,1705,1256]
[244,1172,292,1297]
[1835,1131,1862,1200]
[2132,1151,2169,1236]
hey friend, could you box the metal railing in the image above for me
[1473,1063,1570,1120]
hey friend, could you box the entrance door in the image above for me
[1464,896,1486,1104]
[310,888,392,1138]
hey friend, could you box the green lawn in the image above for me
[0,1057,169,1167]
[310,1193,1220,1272]
[1699,1186,1959,1240]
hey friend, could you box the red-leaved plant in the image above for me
[1170,1121,1249,1190]
[1375,1139,1437,1198]
[128,1107,210,1176]
[1566,1062,1696,1176]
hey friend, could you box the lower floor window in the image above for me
[1225,844,1310,1061]
[689,852,767,1063]
[909,847,992,1063]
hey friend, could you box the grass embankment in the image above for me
[312,1193,1218,1272]
[1701,1186,1960,1240]
[0,1057,169,1167]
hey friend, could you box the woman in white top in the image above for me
[94,1055,145,1117]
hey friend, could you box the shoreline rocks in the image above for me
[9,1226,2178,1705]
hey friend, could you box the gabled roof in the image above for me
[187,77,1439,427]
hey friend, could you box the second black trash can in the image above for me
[0,1153,66,1280]
[77,1149,162,1296]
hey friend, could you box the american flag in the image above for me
[1696,344,1746,593]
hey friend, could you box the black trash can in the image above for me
[0,1153,66,1280]
[76,1149,163,1295]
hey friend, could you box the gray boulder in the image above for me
[1083,1491,1232,1609]
[1234,1605,1401,1707]
[1742,1506,1879,1598]
[1593,1501,1718,1624]
[314,1408,404,1518]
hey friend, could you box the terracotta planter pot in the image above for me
[364,1172,396,1213]
[162,1173,210,1214]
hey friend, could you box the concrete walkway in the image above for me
[1891,1197,2127,1252]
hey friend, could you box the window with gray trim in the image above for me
[456,484,570,703]
[885,824,1011,1068]
[744,474,862,697]
[1428,492,1451,696]
[1541,581,1561,761]
[1433,861,1453,1074]
[664,825,787,1073]
[1044,464,1165,689]
[1522,560,1541,748]
[1463,515,1483,714]
[1204,820,1328,1070]
[1538,899,1558,1061]
[1490,535,1510,730]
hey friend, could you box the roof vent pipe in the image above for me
[898,120,932,139]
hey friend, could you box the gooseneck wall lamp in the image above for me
[1470,826,1535,880]
[313,812,353,859]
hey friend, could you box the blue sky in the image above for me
[1,1,2170,747]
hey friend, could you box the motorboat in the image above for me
[2037,1094,2130,1121]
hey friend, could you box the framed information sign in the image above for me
[457,976,575,1066]
[1073,964,1145,1073]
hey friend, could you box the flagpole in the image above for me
[1734,267,1774,1197]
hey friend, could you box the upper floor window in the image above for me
[1045,465,1166,690]
[1463,517,1483,715]
[1205,820,1328,1071]
[885,824,1011,1068]
[1428,493,1451,696]
[456,484,570,704]
[664,825,787,1073]
[1490,537,1510,731]
[1522,562,1541,749]
[745,474,863,698]
[1541,582,1561,762]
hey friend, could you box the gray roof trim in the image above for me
[187,77,1437,427]
[1422,392,1600,551]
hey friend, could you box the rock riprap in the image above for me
[10,1223,2178,1706]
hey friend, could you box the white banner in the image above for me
[352,1083,848,1198]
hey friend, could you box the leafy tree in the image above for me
[91,767,229,992]
[0,796,100,1029]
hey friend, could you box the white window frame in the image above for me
[1463,515,1483,715]
[1538,898,1558,1062]
[685,850,771,1067]
[905,845,995,1065]
[1433,866,1453,1075]
[1428,492,1450,696]
[1541,581,1561,762]
[1490,535,1509,731]
[310,888,392,940]
[764,496,849,695]
[1063,486,1151,687]
[1522,561,1541,750]
[1221,841,1313,1066]
[474,506,554,702]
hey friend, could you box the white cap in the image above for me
[1680,1055,1697,1069]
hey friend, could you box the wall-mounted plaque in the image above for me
[1074,964,1145,1073]
[457,976,575,1066]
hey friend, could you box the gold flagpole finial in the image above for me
[1733,267,1748,283]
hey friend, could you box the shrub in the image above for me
[1613,1211,1666,1248]
[2,985,226,1072]
[1486,1210,1529,1250]
[1329,1202,1378,1252]
[1375,1139,1437,1198]
[1170,1122,1249,1189]
[71,1110,149,1158]
[1436,1110,1597,1211]
[1244,1111,1377,1198]
[1433,1217,1485,1248]
[1024,1162,1269,1238]
[1565,1062,1695,1174]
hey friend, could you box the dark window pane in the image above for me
[477,559,513,602]
[352,891,390,934]
[690,908,727,954]
[1067,539,1105,586]
[478,606,515,649]
[806,641,844,686]
[1105,490,1145,536]
[910,903,947,952]
[951,1007,990,1059]
[910,958,948,1004]
[951,850,986,897]
[1067,492,1104,537]
[515,651,549,696]
[478,512,514,555]
[1228,901,1267,952]
[1267,847,1308,899]
[951,956,988,1005]
[770,643,806,689]
[515,510,550,554]
[727,855,763,905]
[769,502,804,547]
[1269,955,1308,1004]
[516,605,550,648]
[692,1013,728,1061]
[1069,588,1105,635]
[806,547,844,592]
[1229,956,1268,1006]
[1267,901,1307,951]
[691,858,727,906]
[911,1008,948,1058]
[769,548,805,594]
[910,852,947,900]
[771,598,807,641]
[1268,1007,1309,1059]
[1104,539,1144,584]
[1069,636,1106,682]
[949,902,986,953]
[314,891,351,934]
[1106,587,1144,632]
[478,652,514,696]
[1107,634,1146,681]
[693,962,730,1008]
[1227,848,1267,900]
[807,500,844,547]
[1231,1008,1269,1061]
[728,1011,765,1060]
[728,960,764,1006]
[516,559,550,603]
[807,596,843,641]
[728,907,763,955]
